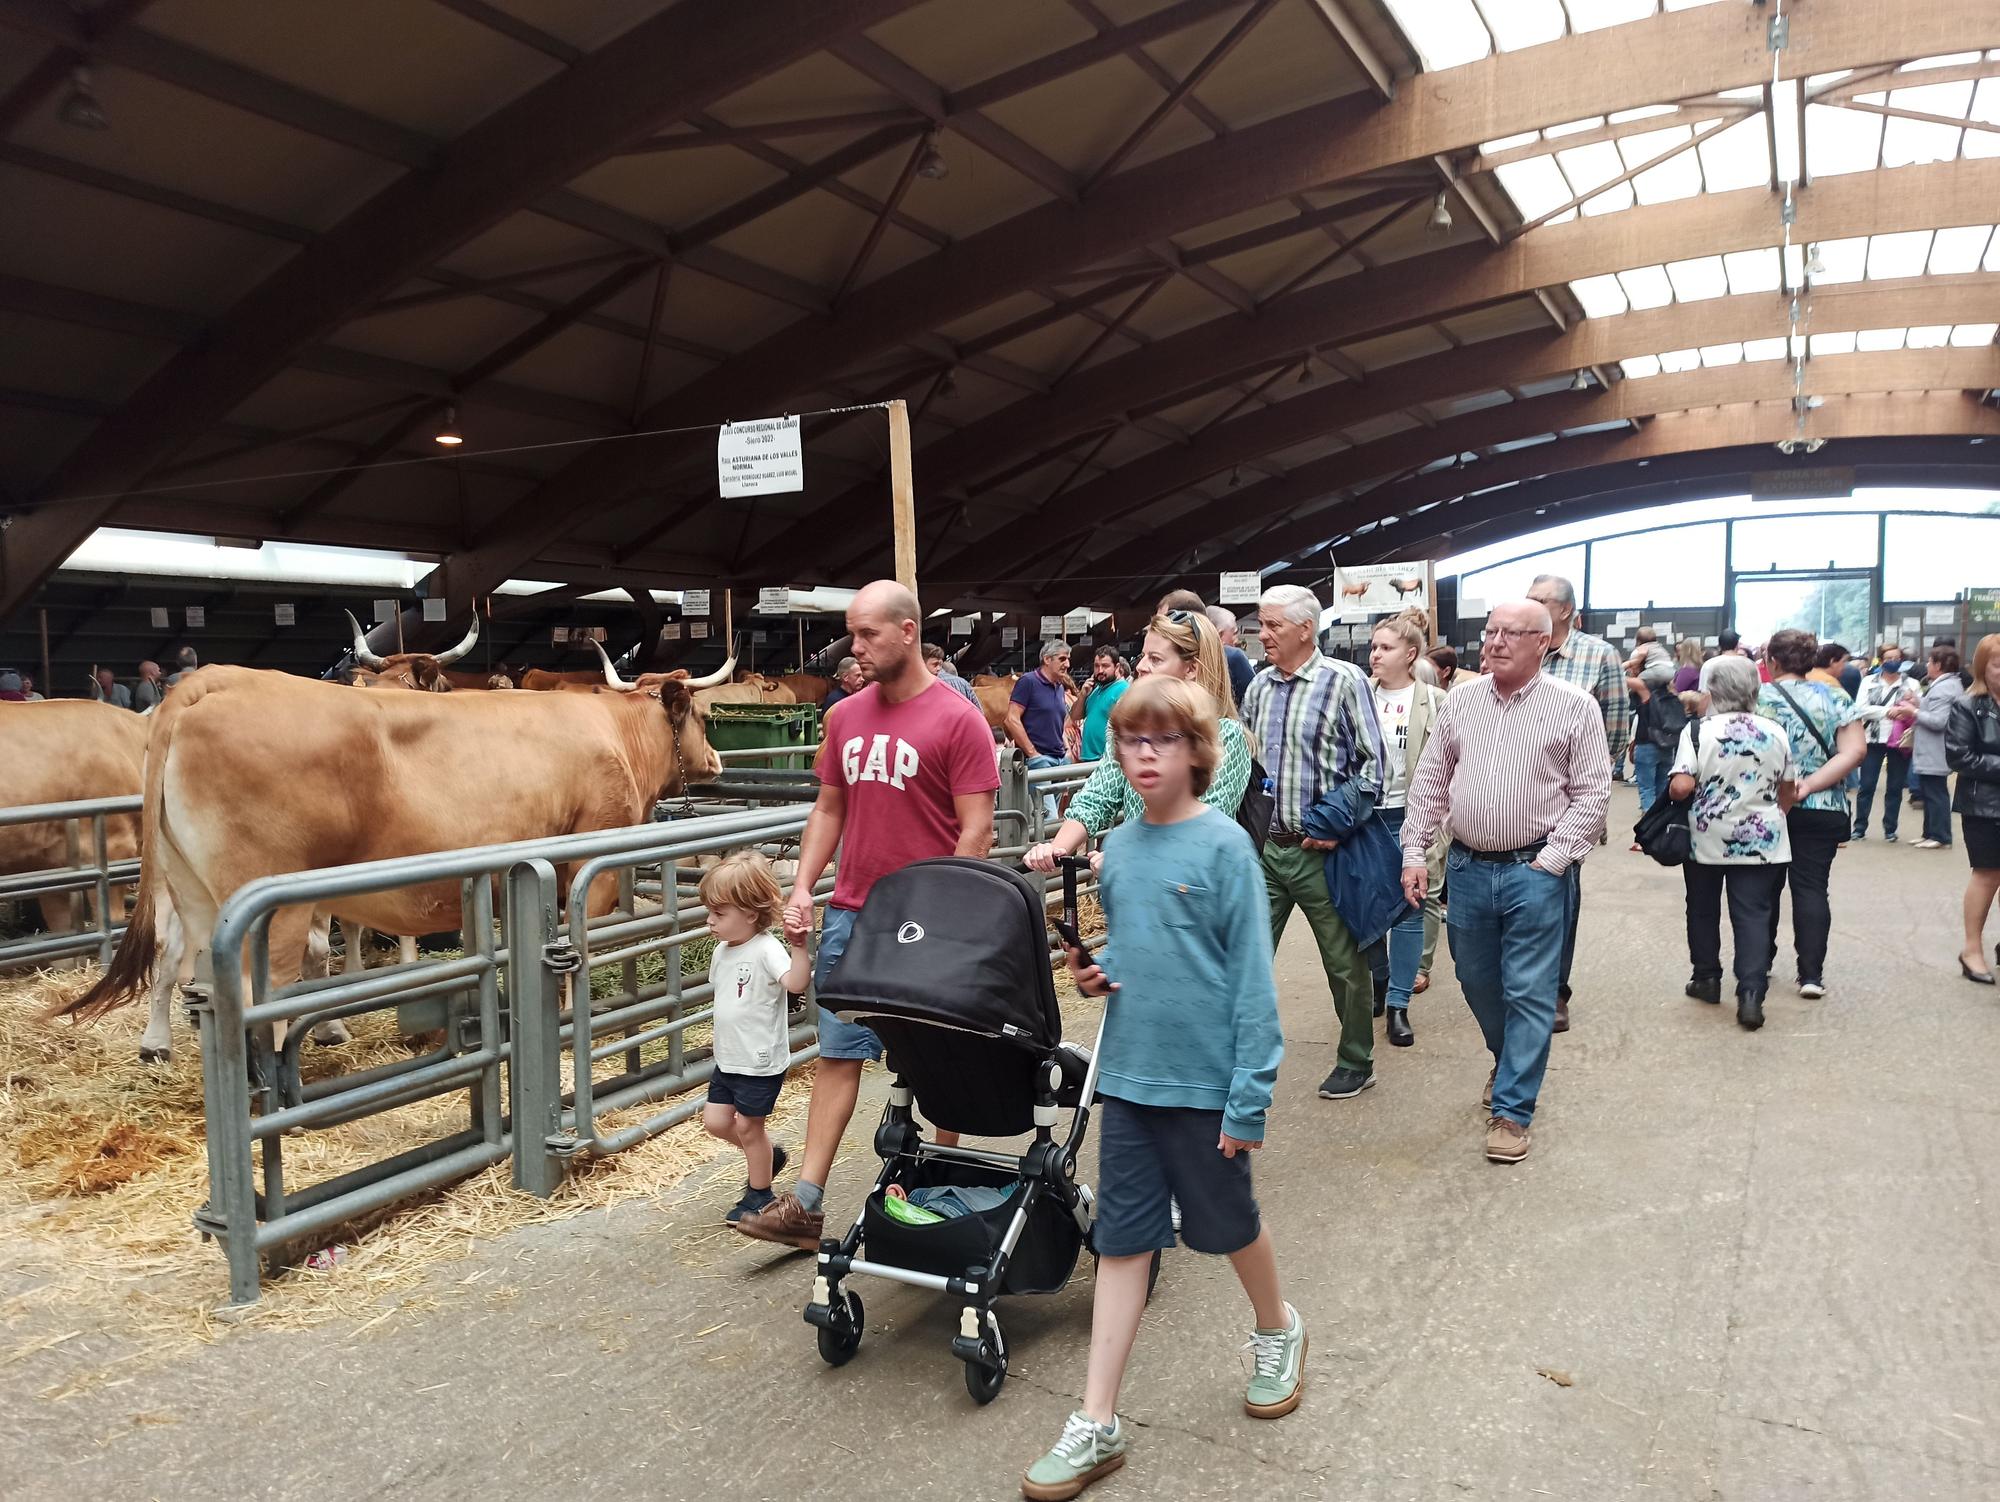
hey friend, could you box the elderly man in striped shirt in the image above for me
[1242,583,1388,1102]
[1399,600,1610,1164]
[1526,572,1628,1036]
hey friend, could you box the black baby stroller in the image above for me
[808,855,1152,1403]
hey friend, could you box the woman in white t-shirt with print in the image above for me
[1368,613,1448,1049]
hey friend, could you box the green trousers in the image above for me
[1263,841,1373,1073]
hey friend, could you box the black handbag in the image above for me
[1634,719,1698,867]
[1236,754,1275,855]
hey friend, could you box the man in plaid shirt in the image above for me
[1527,573,1627,1034]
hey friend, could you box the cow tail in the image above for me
[59,678,187,1020]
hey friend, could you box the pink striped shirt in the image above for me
[1400,674,1612,876]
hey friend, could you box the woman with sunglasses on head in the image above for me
[1026,609,1250,875]
[1367,612,1447,1047]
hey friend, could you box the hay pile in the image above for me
[0,964,812,1376]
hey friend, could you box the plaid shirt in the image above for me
[1240,651,1386,833]
[1542,627,1631,763]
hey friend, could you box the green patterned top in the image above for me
[1065,715,1253,836]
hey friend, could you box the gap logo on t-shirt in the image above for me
[840,733,921,789]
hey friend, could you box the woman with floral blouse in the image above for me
[1668,654,1797,1032]
[1026,609,1250,872]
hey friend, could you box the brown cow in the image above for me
[969,672,1019,732]
[65,664,722,1060]
[0,699,146,932]
[773,673,831,705]
[344,611,491,691]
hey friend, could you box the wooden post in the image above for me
[797,617,805,672]
[887,398,917,595]
[722,588,733,664]
[37,607,52,698]
[1424,561,1439,648]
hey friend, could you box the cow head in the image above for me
[593,641,727,789]
[345,610,479,691]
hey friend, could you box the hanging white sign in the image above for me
[185,606,205,628]
[1456,596,1487,621]
[753,630,769,644]
[1334,563,1428,614]
[663,623,683,640]
[1038,615,1062,637]
[756,586,791,615]
[1218,571,1261,606]
[1652,621,1673,637]
[421,597,448,623]
[682,589,710,616]
[950,615,973,635]
[1613,610,1640,628]
[1924,603,1956,625]
[717,416,804,497]
[150,607,169,629]
[690,622,709,639]
[273,603,295,626]
[1064,611,1090,636]
[372,598,397,625]
[552,627,569,643]
[1001,627,1019,648]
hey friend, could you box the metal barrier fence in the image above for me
[0,794,143,973]
[22,744,1108,1308]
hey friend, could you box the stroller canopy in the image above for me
[818,859,1062,1051]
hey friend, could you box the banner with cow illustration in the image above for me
[1333,562,1431,616]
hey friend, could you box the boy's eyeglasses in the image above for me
[1114,731,1187,752]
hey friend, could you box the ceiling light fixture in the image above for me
[1297,358,1314,386]
[1427,190,1454,237]
[433,406,464,446]
[915,132,949,181]
[58,66,109,131]
[1806,243,1826,276]
[1570,370,1591,392]
[1228,466,1242,488]
[936,368,958,399]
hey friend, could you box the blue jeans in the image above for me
[1026,753,1067,823]
[1633,742,1666,814]
[1377,807,1427,1011]
[1444,846,1567,1127]
[1917,772,1954,845]
[1852,744,1907,837]
[812,906,882,1061]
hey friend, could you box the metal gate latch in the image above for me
[541,938,584,975]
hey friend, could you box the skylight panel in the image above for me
[1659,347,1700,374]
[1494,156,1575,222]
[1855,328,1907,352]
[1949,322,1999,347]
[1565,0,1656,34]
[1743,337,1789,362]
[1609,104,1679,124]
[1723,247,1782,295]
[1616,265,1673,309]
[1699,342,1742,367]
[1882,81,1971,166]
[1568,274,1629,317]
[1481,0,1566,50]
[1987,228,2000,272]
[1621,354,1662,378]
[1812,237,1868,284]
[1906,325,1952,349]
[1480,129,1542,155]
[1664,255,1727,301]
[1556,140,1632,215]
[1545,116,1607,139]
[1772,79,1802,182]
[1620,124,1702,203]
[1866,230,1934,280]
[1809,331,1857,356]
[1902,53,1983,72]
[1806,102,1883,177]
[1928,226,1994,275]
[1781,244,1805,290]
[1383,0,1491,70]
[1964,80,2000,161]
[1697,114,1771,193]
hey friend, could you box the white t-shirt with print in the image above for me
[1373,683,1416,808]
[708,932,794,1076]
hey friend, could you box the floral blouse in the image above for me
[1756,678,1856,814]
[1671,711,1795,865]
[1066,715,1252,836]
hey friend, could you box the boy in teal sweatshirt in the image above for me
[1022,676,1301,1502]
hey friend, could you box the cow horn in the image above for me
[593,638,638,690]
[432,614,479,665]
[683,655,735,690]
[345,609,388,669]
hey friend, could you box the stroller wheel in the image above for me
[816,1290,864,1367]
[964,1317,1007,1406]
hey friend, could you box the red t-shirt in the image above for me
[819,678,1000,910]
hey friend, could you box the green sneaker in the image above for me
[1244,1302,1307,1418]
[1022,1411,1126,1501]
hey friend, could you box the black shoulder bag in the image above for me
[1634,718,1698,867]
[1235,753,1274,854]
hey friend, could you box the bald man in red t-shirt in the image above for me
[736,580,998,1249]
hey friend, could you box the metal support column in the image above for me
[507,858,565,1198]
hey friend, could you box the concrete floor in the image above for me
[7,783,2000,1500]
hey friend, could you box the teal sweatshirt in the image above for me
[1093,807,1284,1141]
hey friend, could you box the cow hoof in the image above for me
[311,1021,353,1047]
[138,1046,172,1065]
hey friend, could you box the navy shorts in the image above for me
[708,1068,784,1118]
[813,906,883,1062]
[1093,1097,1261,1258]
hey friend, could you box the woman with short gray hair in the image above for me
[1667,654,1796,1030]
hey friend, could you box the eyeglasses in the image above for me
[1480,626,1545,643]
[1114,731,1187,753]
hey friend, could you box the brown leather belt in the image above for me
[1267,827,1304,848]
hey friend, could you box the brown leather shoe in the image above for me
[1552,988,1571,1034]
[733,1189,823,1249]
[1485,1115,1530,1164]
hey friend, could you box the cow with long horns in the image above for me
[344,610,496,691]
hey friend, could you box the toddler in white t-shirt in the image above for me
[699,853,810,1225]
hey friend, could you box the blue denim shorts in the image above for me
[813,906,883,1062]
[1093,1097,1260,1258]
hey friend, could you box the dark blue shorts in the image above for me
[708,1068,784,1118]
[1093,1097,1261,1258]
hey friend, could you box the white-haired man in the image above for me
[1526,573,1627,1035]
[1241,583,1388,1101]
[1400,600,1610,1163]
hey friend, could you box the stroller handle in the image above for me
[1048,855,1092,950]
